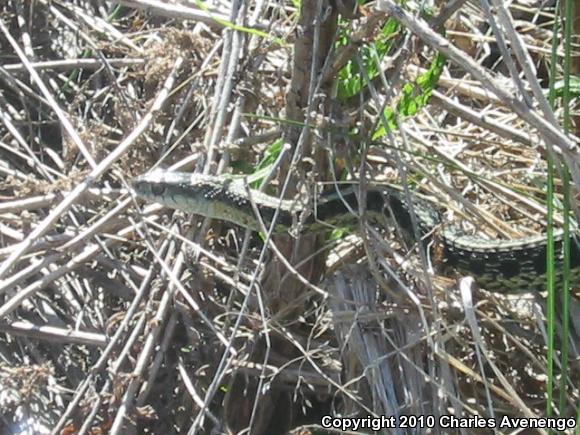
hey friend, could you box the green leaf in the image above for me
[249,139,284,188]
[336,17,401,100]
[373,52,446,139]
[330,227,352,240]
[552,76,580,98]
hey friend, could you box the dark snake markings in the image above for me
[132,171,580,292]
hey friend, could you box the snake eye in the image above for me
[151,184,166,196]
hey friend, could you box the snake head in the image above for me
[131,169,171,201]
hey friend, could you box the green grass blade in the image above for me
[557,0,574,415]
[545,0,561,418]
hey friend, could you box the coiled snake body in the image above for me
[132,171,580,292]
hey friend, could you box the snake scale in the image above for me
[132,170,580,292]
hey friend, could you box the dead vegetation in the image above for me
[0,0,578,434]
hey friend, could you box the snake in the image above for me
[132,170,580,293]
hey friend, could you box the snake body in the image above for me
[132,170,580,292]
